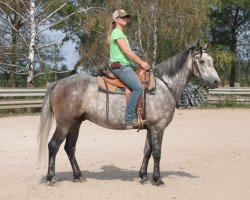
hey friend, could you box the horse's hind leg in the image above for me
[46,125,70,184]
[139,130,152,184]
[64,119,86,182]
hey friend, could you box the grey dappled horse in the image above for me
[38,43,221,186]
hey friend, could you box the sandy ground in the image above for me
[0,109,249,200]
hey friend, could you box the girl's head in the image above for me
[112,9,130,28]
[107,9,130,44]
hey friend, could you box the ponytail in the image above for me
[107,21,116,44]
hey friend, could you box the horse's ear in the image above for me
[195,40,200,51]
[199,46,203,57]
[196,40,200,47]
[203,43,209,52]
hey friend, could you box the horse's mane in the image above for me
[154,47,195,78]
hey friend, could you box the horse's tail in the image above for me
[37,83,56,163]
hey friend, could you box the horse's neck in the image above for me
[155,54,192,99]
[165,68,191,99]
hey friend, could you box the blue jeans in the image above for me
[112,66,142,123]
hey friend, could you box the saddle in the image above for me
[98,67,156,129]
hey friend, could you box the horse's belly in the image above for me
[84,91,127,129]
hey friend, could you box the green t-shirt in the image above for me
[110,28,132,66]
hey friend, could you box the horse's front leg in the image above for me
[151,128,164,186]
[139,130,152,184]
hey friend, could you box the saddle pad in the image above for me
[97,76,125,94]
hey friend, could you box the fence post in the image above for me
[234,83,240,88]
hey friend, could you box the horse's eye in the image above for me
[199,60,205,64]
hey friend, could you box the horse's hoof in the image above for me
[45,177,59,186]
[152,179,165,186]
[73,176,87,183]
[140,176,149,185]
[45,180,52,186]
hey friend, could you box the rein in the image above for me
[153,70,179,108]
[162,78,180,108]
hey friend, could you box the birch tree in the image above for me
[27,0,35,87]
[0,0,88,87]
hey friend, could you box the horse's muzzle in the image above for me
[211,77,221,89]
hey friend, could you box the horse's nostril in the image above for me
[214,80,218,87]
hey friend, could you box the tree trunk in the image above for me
[10,27,17,88]
[27,0,36,88]
[152,0,158,68]
[10,66,16,87]
[137,13,143,54]
[10,13,21,88]
[4,71,11,87]
[229,8,239,87]
[229,60,236,87]
[229,29,237,87]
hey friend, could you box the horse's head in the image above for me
[191,42,221,88]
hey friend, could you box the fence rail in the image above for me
[1,87,250,109]
[0,88,46,109]
[208,88,250,95]
[0,88,47,97]
[208,88,250,104]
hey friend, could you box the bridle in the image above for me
[154,48,208,108]
[191,49,208,78]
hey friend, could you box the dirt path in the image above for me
[0,109,249,200]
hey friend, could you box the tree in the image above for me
[0,0,27,87]
[45,0,112,72]
[50,0,216,72]
[0,0,82,87]
[209,0,250,86]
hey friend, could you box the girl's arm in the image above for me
[116,38,150,70]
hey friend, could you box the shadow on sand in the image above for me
[40,165,198,183]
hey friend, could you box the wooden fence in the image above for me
[1,87,250,109]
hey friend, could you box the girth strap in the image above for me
[103,78,110,124]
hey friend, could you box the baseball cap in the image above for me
[112,9,131,21]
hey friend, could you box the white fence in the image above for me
[0,88,46,109]
[208,88,250,104]
[1,87,250,109]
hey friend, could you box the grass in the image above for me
[198,99,250,109]
[0,108,41,118]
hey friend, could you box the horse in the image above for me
[38,42,221,186]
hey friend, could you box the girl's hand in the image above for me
[140,61,150,70]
